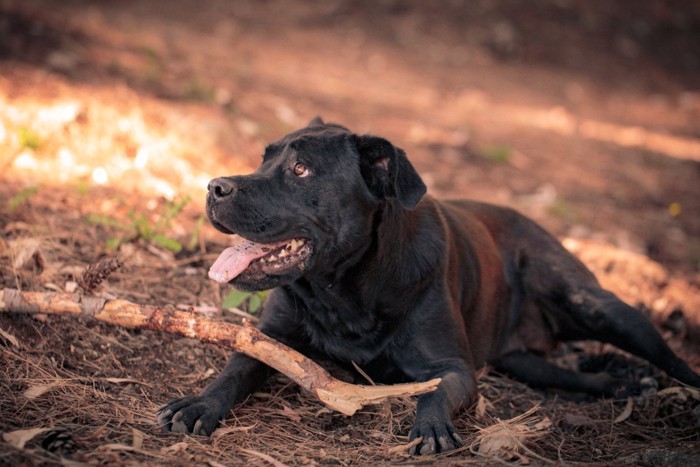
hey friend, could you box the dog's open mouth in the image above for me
[208,235,312,284]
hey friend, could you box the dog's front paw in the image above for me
[156,396,226,436]
[408,418,464,455]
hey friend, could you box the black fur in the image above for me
[157,119,700,455]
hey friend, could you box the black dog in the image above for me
[158,118,700,455]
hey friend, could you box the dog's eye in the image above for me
[292,162,309,177]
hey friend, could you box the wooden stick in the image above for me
[0,288,439,415]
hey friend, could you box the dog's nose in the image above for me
[208,177,237,199]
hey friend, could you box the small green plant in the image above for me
[221,289,267,314]
[18,127,41,151]
[188,215,207,251]
[548,197,577,221]
[75,180,91,196]
[141,46,164,84]
[141,46,160,61]
[107,60,122,75]
[483,145,511,164]
[182,78,215,103]
[6,185,40,212]
[86,195,190,253]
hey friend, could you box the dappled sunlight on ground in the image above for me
[0,68,255,206]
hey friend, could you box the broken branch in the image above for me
[0,288,439,415]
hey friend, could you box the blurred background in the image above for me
[2,2,700,464]
[2,0,699,273]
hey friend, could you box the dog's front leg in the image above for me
[157,352,272,435]
[157,292,301,436]
[408,364,476,455]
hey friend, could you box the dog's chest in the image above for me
[298,296,391,364]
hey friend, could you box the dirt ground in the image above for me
[1,0,700,464]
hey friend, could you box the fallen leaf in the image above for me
[562,413,595,428]
[279,404,302,423]
[533,417,552,431]
[8,238,43,270]
[657,387,685,398]
[160,441,189,454]
[614,397,634,424]
[3,222,34,233]
[24,382,60,400]
[658,386,699,400]
[132,428,144,450]
[3,427,52,449]
[0,327,20,347]
[478,424,526,456]
[475,394,493,419]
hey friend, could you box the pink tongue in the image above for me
[208,235,286,283]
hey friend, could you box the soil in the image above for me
[1,0,699,464]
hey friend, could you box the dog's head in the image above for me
[206,117,426,290]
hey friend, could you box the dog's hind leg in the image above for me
[493,351,625,396]
[504,215,700,390]
[556,286,700,388]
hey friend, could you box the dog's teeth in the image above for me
[282,238,305,255]
[279,250,288,257]
[269,255,277,262]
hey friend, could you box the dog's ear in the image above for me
[355,135,426,210]
[307,116,325,127]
